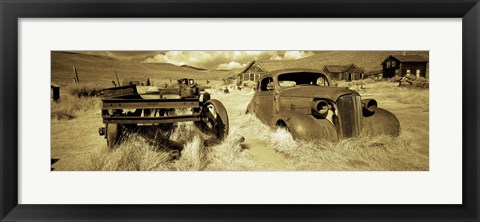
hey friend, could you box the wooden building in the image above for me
[323,64,364,81]
[235,60,291,87]
[238,60,265,84]
[381,55,429,78]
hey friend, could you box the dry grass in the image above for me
[51,92,100,120]
[86,126,260,171]
[51,83,103,120]
[346,80,429,106]
[65,83,104,97]
[88,136,174,171]
[269,128,428,171]
[391,88,429,105]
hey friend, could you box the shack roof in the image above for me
[323,64,363,73]
[239,60,297,74]
[382,55,429,64]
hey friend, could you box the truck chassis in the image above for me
[98,80,229,148]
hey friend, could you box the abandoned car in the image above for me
[246,69,400,141]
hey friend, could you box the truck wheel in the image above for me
[196,99,229,140]
[106,123,121,148]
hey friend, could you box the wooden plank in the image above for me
[103,85,139,98]
[102,99,200,109]
[102,115,200,124]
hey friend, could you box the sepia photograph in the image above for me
[51,50,429,171]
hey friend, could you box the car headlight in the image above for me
[312,99,330,117]
[362,99,377,116]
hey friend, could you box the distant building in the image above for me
[381,55,429,78]
[323,64,364,81]
[238,61,265,85]
[235,60,292,87]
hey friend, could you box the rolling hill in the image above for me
[254,51,429,73]
[51,51,232,86]
[294,51,428,72]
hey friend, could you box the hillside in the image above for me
[51,51,232,86]
[295,51,428,72]
[257,51,429,72]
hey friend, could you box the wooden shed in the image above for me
[381,55,429,78]
[236,60,292,87]
[323,64,364,81]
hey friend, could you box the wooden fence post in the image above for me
[73,65,80,83]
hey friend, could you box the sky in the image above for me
[81,51,314,70]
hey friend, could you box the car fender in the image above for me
[276,111,338,142]
[246,100,254,114]
[363,108,400,136]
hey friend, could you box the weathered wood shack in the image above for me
[235,60,292,87]
[323,64,364,81]
[381,55,429,78]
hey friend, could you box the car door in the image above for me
[255,76,275,124]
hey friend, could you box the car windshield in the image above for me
[277,72,330,87]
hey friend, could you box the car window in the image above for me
[278,72,330,87]
[316,76,329,86]
[278,81,296,87]
[260,77,274,91]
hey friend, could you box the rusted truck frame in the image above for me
[98,80,229,148]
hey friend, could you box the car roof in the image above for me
[267,69,331,77]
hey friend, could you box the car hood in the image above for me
[278,86,358,101]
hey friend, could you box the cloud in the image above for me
[79,51,163,61]
[216,61,247,70]
[142,53,171,64]
[283,51,314,60]
[142,51,314,69]
[270,51,314,60]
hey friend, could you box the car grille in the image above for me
[336,94,363,138]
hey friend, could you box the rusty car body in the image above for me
[246,69,400,141]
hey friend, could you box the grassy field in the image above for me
[51,79,428,171]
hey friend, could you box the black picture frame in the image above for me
[1,0,479,221]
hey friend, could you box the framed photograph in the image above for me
[1,0,479,221]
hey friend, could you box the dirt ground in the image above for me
[51,81,429,171]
